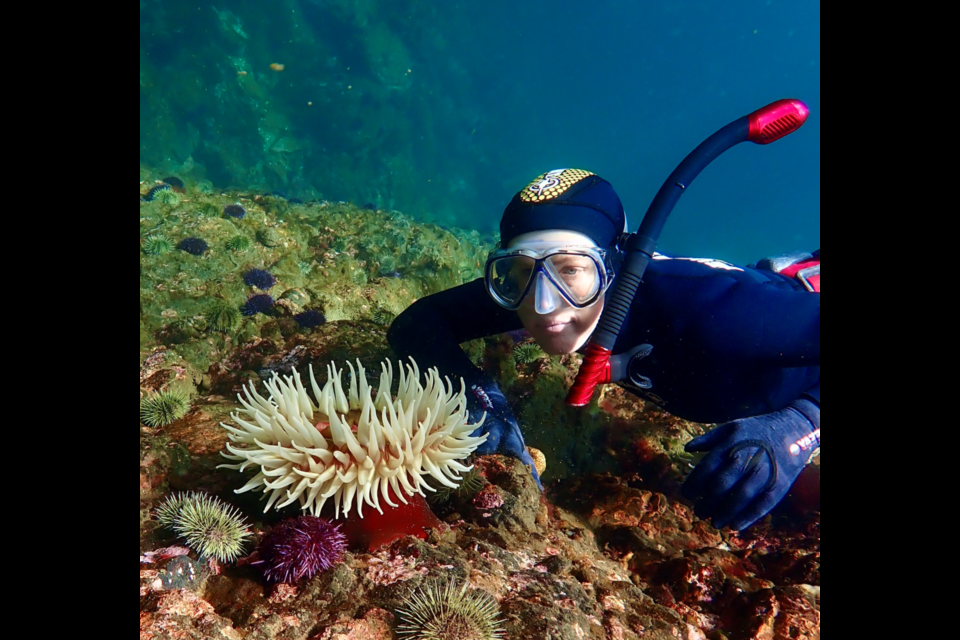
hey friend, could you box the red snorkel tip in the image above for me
[748,99,809,145]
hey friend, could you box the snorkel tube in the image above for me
[566,99,811,407]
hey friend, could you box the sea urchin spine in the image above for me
[243,269,276,290]
[206,300,243,333]
[396,580,505,640]
[227,235,252,252]
[140,389,191,427]
[218,359,488,519]
[258,516,348,584]
[241,294,274,317]
[143,235,174,256]
[174,493,251,563]
[224,204,247,219]
[178,238,209,256]
[294,309,326,329]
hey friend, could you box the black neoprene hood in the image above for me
[500,170,626,248]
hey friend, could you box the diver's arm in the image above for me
[388,278,524,385]
[388,280,541,487]
[804,383,820,406]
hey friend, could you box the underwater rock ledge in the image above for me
[140,180,819,640]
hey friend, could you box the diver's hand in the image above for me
[469,383,543,490]
[683,400,819,531]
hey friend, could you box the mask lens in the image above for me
[489,255,537,306]
[544,254,602,304]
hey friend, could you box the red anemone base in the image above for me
[339,491,443,553]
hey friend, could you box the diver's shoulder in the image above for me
[648,253,749,279]
[644,254,799,296]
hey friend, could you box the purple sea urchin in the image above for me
[178,238,209,256]
[224,204,246,219]
[243,269,276,290]
[294,309,326,329]
[241,294,274,317]
[258,516,347,584]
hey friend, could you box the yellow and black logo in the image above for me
[519,169,595,203]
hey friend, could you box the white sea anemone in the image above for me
[218,359,488,519]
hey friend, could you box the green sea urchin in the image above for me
[154,188,182,206]
[205,300,242,333]
[174,493,251,563]
[155,492,192,529]
[513,343,546,365]
[397,580,505,640]
[140,389,191,427]
[226,235,252,252]
[427,468,485,505]
[143,235,174,256]
[371,306,396,327]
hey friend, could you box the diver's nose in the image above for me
[534,272,559,315]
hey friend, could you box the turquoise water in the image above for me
[140,0,819,263]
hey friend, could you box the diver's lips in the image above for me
[539,321,571,334]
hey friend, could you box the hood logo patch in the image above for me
[521,169,595,203]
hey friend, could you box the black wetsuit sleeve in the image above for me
[804,383,820,406]
[387,279,524,386]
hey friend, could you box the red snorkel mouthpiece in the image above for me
[566,99,811,407]
[748,99,810,145]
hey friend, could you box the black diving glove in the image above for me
[468,381,543,490]
[683,399,820,531]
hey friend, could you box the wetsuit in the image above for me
[389,254,820,424]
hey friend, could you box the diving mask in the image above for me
[485,244,616,313]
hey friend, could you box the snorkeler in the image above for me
[388,170,819,532]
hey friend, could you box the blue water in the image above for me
[140,0,819,264]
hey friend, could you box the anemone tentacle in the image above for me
[219,358,487,519]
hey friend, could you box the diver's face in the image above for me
[518,295,604,355]
[506,231,607,355]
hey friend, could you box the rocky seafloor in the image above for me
[139,176,820,639]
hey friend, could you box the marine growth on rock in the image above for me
[258,227,282,248]
[219,359,488,519]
